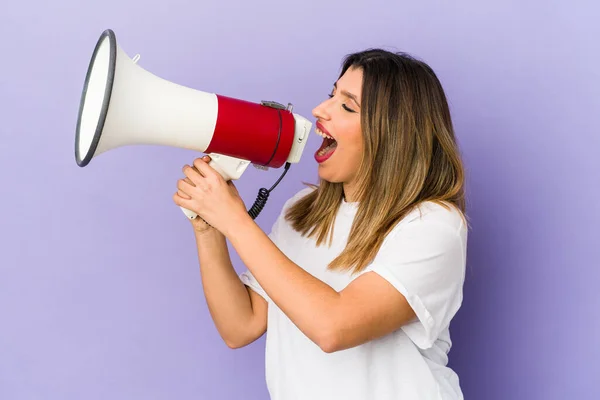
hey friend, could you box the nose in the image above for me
[312,97,332,121]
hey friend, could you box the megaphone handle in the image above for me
[180,153,251,220]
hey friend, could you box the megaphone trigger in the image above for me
[179,153,251,220]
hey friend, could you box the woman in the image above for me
[173,49,468,400]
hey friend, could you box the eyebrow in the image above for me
[333,82,361,107]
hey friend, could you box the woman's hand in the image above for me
[177,180,213,235]
[172,155,249,235]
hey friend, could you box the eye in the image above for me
[328,93,356,113]
[342,104,356,113]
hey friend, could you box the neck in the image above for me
[343,181,358,203]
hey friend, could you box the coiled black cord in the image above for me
[247,162,291,220]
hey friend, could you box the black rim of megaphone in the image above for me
[75,29,117,167]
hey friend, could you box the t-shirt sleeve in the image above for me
[239,187,315,302]
[362,213,467,349]
[239,214,287,302]
[238,229,275,302]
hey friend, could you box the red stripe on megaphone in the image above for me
[206,95,295,168]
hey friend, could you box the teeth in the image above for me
[315,127,334,140]
[317,141,338,156]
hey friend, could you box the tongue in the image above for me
[317,138,337,156]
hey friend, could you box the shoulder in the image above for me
[402,201,465,233]
[281,186,317,212]
[368,202,467,277]
[268,187,316,242]
[383,201,467,250]
[270,186,316,229]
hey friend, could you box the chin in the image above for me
[317,167,343,184]
[317,169,332,182]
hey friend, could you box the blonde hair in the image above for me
[286,49,466,275]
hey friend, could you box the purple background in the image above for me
[1,1,599,399]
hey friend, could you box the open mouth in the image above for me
[314,127,338,163]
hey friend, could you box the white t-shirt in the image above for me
[240,188,468,400]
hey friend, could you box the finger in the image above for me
[173,192,189,207]
[182,164,203,185]
[193,157,219,181]
[173,191,198,210]
[192,161,206,176]
[177,189,191,200]
[196,155,211,163]
[177,178,197,197]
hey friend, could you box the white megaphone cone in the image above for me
[75,29,311,220]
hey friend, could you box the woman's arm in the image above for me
[193,221,268,349]
[223,217,415,353]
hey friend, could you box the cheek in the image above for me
[339,129,363,169]
[332,119,362,161]
[346,127,363,154]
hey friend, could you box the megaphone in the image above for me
[75,29,312,220]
